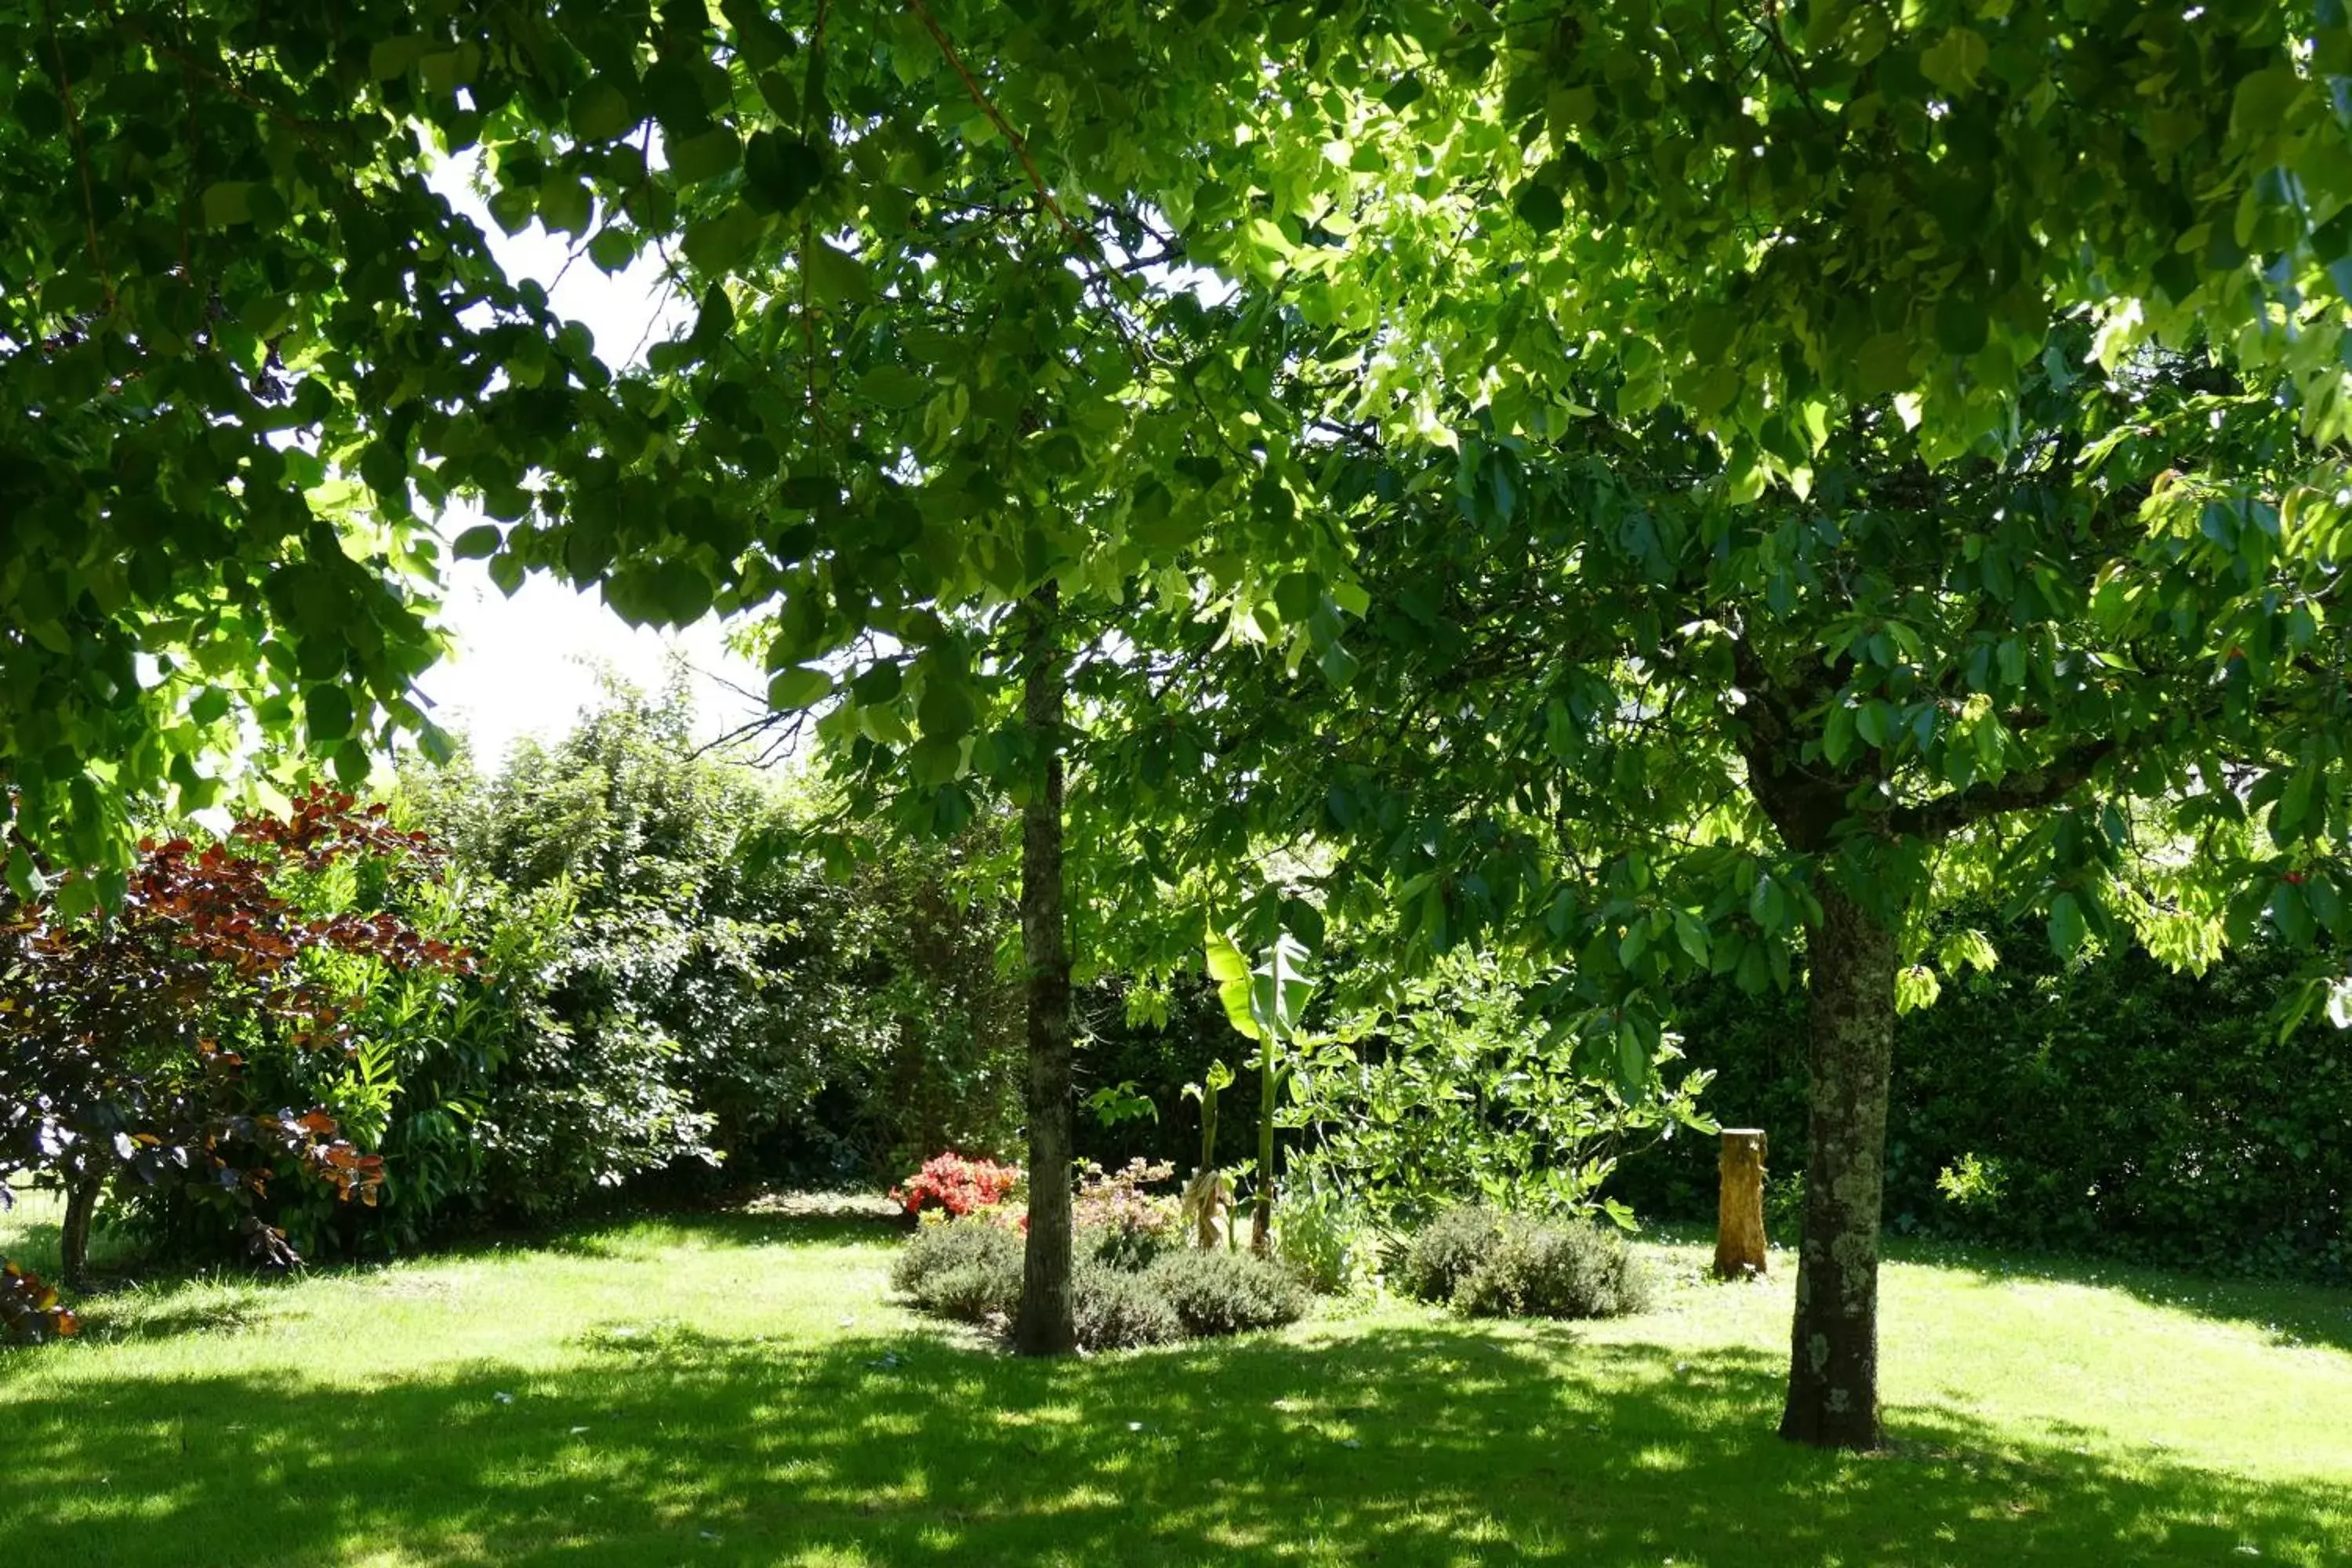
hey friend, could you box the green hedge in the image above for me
[1611,925,2350,1283]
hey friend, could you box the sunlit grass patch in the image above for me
[2,1202,2346,1566]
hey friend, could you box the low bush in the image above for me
[1398,1205,1504,1305]
[893,1219,1308,1348]
[1145,1247,1310,1336]
[1401,1205,1650,1320]
[888,1215,1022,1322]
[1073,1261,1186,1348]
[1450,1219,1650,1320]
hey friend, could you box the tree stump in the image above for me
[1713,1128,1769,1279]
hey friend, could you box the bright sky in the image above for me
[408,158,768,767]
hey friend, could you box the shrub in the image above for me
[1275,1185,1375,1295]
[1073,1158,1179,1269]
[1073,1260,1185,1349]
[890,1152,1024,1221]
[889,1215,1022,1321]
[1,1258,77,1345]
[1450,1219,1651,1320]
[1145,1247,1310,1337]
[1399,1205,1504,1305]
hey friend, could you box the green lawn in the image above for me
[2,1192,2347,1566]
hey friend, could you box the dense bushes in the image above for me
[111,690,1027,1265]
[1401,1206,1651,1319]
[1614,920,2351,1283]
[892,1214,1308,1349]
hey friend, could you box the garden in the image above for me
[7,2,2352,1562]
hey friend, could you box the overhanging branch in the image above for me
[1882,737,2117,840]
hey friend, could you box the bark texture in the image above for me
[59,1175,100,1290]
[1779,885,1898,1450]
[1011,584,1077,1357]
[1712,1128,1769,1279]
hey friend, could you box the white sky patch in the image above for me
[411,154,764,768]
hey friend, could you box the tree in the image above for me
[1145,336,2350,1447]
[0,787,466,1286]
[0,2,636,884]
[13,0,2345,1412]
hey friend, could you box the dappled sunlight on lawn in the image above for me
[2,1214,2346,1567]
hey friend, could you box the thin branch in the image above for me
[47,2,114,313]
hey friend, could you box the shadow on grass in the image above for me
[2,1323,2340,1566]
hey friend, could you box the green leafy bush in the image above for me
[1285,956,1714,1232]
[1398,1206,1504,1305]
[888,1216,1022,1323]
[1072,1261,1185,1349]
[1449,1219,1651,1320]
[1145,1247,1310,1336]
[1273,1185,1377,1295]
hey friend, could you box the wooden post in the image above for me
[1714,1128,1769,1279]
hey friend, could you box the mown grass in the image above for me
[2,1192,2346,1566]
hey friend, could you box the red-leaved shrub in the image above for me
[890,1152,1022,1219]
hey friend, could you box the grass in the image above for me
[2,1192,2347,1567]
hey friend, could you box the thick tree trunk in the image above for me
[1779,884,1898,1450]
[1011,584,1077,1357]
[59,1174,100,1291]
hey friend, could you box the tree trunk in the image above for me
[1712,1128,1769,1279]
[1011,583,1077,1357]
[59,1174,101,1291]
[1779,884,1897,1450]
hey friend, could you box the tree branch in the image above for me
[1882,737,2117,840]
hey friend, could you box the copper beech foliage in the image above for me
[0,787,470,1315]
[0,1258,75,1343]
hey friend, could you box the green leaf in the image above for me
[856,366,929,408]
[1920,27,1990,93]
[670,127,742,184]
[571,80,637,143]
[650,560,713,624]
[804,241,873,307]
[1933,294,1989,356]
[682,209,768,274]
[1513,181,1566,235]
[743,132,824,216]
[1205,927,1261,1042]
[2048,891,2088,957]
[539,180,593,236]
[201,183,253,229]
[306,685,354,744]
[916,671,978,739]
[768,666,833,710]
[452,524,503,560]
